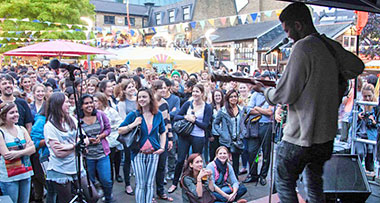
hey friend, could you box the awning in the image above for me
[278,0,380,13]
[365,60,380,71]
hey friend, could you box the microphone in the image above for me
[265,38,289,55]
[49,58,80,72]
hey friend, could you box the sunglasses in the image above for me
[14,137,24,150]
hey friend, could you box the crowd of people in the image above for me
[0,61,277,203]
[0,3,377,203]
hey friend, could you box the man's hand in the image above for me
[251,81,265,93]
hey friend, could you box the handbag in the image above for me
[117,111,141,151]
[185,184,216,203]
[173,102,195,137]
[230,139,244,154]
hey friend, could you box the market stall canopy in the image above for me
[278,0,380,13]
[365,60,380,71]
[104,47,204,73]
[3,50,80,57]
[4,40,113,56]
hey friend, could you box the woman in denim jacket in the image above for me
[212,89,246,175]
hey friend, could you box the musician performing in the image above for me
[249,3,365,203]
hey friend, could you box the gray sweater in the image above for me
[264,34,364,147]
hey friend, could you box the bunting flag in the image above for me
[176,24,181,32]
[190,21,196,29]
[229,16,236,26]
[250,13,258,22]
[220,17,227,26]
[240,14,248,24]
[355,11,369,35]
[199,20,205,30]
[208,19,215,27]
[264,11,272,17]
[275,9,282,17]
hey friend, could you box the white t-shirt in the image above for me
[44,116,81,175]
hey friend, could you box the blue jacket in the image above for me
[119,110,166,159]
[30,114,49,160]
[174,101,212,131]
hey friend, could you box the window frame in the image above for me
[155,12,162,25]
[125,17,136,26]
[261,52,278,66]
[183,6,191,20]
[168,9,175,23]
[104,15,115,25]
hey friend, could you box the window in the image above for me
[343,36,356,48]
[234,42,254,61]
[155,13,162,25]
[125,17,135,26]
[183,6,190,20]
[261,52,278,66]
[168,10,175,23]
[104,16,115,25]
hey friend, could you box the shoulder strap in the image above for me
[313,34,338,63]
[0,128,4,139]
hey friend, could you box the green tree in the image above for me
[359,13,380,59]
[0,0,95,53]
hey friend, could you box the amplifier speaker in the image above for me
[298,154,371,203]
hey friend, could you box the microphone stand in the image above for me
[68,67,93,203]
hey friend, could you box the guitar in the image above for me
[210,72,276,87]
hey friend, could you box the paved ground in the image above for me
[110,172,272,203]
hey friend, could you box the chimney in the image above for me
[144,2,155,12]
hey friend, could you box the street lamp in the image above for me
[80,17,94,72]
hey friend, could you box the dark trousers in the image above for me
[123,146,132,186]
[167,133,177,177]
[247,123,272,180]
[275,140,333,203]
[46,177,98,203]
[209,136,220,161]
[30,152,46,201]
[156,142,168,196]
[241,138,249,169]
[109,147,122,181]
[172,135,205,186]
[213,184,247,202]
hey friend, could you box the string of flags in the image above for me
[0,18,86,29]
[96,8,284,37]
[0,39,96,48]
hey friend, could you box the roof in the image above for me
[128,0,184,6]
[259,21,353,50]
[207,20,281,44]
[147,0,196,26]
[90,0,148,16]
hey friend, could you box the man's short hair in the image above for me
[279,3,313,25]
[0,74,15,84]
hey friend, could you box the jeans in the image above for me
[209,136,220,161]
[213,184,247,202]
[275,140,333,203]
[247,123,272,180]
[0,178,31,203]
[109,147,122,181]
[172,135,205,186]
[30,152,46,201]
[241,138,249,169]
[167,138,177,177]
[156,143,168,196]
[86,155,113,202]
[46,177,98,203]
[123,146,132,186]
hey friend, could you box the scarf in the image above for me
[215,158,227,179]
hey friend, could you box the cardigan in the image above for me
[119,110,166,159]
[174,101,212,131]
